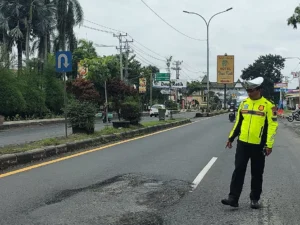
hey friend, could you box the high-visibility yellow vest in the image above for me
[228,96,278,148]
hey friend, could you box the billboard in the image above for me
[217,55,234,84]
[139,77,146,93]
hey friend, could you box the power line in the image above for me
[84,19,124,33]
[182,66,203,74]
[140,0,205,41]
[182,62,203,73]
[130,44,166,62]
[81,25,115,34]
[128,35,166,58]
[84,19,166,58]
[133,52,164,69]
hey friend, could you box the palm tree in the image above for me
[55,0,83,51]
[0,0,26,70]
[0,13,14,68]
[31,0,57,62]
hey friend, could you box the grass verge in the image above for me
[0,119,184,155]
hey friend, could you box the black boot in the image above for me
[250,200,260,209]
[221,198,239,207]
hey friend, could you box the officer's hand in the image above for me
[265,148,272,156]
[226,141,232,149]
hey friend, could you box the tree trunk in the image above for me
[17,40,23,71]
[25,18,30,63]
[44,33,48,62]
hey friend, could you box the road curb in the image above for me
[0,119,191,170]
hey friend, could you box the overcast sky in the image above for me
[76,0,300,88]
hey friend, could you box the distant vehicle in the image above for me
[150,104,170,117]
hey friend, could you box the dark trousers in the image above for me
[229,140,265,201]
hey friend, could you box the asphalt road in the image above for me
[0,114,299,225]
[0,112,196,147]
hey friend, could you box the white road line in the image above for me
[191,157,218,190]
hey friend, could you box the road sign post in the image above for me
[56,51,73,138]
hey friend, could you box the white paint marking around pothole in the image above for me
[191,157,218,190]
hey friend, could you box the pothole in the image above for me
[35,174,192,225]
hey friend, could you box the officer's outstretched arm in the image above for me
[228,103,243,142]
[266,103,279,148]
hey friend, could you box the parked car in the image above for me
[150,104,170,117]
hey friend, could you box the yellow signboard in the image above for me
[217,55,234,84]
[139,78,146,93]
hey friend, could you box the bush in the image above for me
[121,101,141,124]
[165,100,178,110]
[44,61,64,114]
[18,72,48,117]
[66,99,97,134]
[0,69,26,117]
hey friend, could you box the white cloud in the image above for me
[76,0,300,88]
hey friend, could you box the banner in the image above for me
[153,79,187,89]
[274,83,288,88]
[77,62,88,79]
[139,77,146,93]
[217,55,234,84]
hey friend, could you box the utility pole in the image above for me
[172,60,183,102]
[123,39,133,84]
[114,33,127,81]
[150,73,153,107]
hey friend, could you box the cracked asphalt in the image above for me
[0,114,300,225]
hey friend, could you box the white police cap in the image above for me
[244,77,264,89]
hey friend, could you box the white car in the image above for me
[150,104,170,117]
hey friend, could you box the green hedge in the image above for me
[0,64,64,119]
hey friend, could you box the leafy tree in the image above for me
[67,78,100,104]
[240,54,285,100]
[106,78,138,119]
[73,39,97,62]
[187,81,203,95]
[287,5,300,28]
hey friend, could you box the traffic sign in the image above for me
[55,51,72,73]
[274,88,288,93]
[155,73,170,81]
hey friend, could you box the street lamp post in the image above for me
[284,57,300,109]
[183,8,233,112]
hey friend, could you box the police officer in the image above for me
[221,77,278,209]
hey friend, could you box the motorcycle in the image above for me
[229,108,235,122]
[287,110,300,122]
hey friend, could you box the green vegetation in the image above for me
[0,119,185,155]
